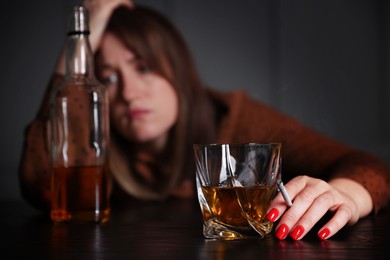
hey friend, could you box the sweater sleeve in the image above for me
[213,89,390,214]
[18,74,63,211]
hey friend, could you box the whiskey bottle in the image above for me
[49,5,110,223]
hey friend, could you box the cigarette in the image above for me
[277,180,292,207]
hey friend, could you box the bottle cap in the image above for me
[68,5,90,35]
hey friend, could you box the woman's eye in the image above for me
[102,74,118,85]
[137,63,151,74]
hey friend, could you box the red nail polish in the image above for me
[318,228,330,240]
[266,208,279,222]
[275,224,289,240]
[290,225,305,240]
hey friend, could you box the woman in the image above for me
[19,0,390,241]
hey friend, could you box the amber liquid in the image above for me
[201,185,275,228]
[51,165,110,223]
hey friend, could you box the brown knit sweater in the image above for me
[209,88,390,213]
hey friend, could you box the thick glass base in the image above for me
[203,218,271,240]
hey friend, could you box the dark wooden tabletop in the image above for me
[2,198,389,259]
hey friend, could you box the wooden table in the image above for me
[2,198,389,259]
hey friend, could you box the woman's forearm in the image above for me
[19,120,51,211]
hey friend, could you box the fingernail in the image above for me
[318,228,330,240]
[266,208,279,222]
[290,225,305,240]
[275,224,289,240]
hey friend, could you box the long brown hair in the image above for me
[99,5,217,198]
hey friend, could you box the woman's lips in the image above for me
[128,109,149,120]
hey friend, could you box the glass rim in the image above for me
[193,142,282,148]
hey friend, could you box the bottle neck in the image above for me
[65,32,95,78]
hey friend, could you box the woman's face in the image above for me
[97,32,179,149]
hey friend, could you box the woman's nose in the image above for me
[121,73,143,101]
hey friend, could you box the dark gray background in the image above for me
[1,0,389,200]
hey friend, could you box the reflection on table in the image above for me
[2,198,388,259]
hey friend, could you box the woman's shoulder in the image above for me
[205,87,284,118]
[205,87,293,143]
[206,87,248,103]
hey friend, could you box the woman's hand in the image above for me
[266,175,373,240]
[83,0,133,52]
